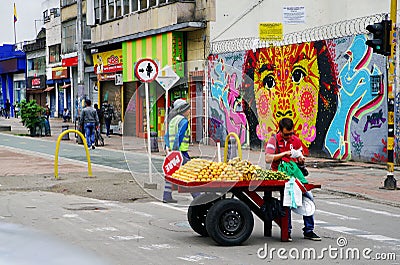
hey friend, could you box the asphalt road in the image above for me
[0,133,399,264]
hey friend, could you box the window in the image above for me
[149,0,156,8]
[62,20,77,54]
[108,0,115,20]
[139,0,147,10]
[116,0,122,17]
[159,0,167,4]
[94,0,100,23]
[131,0,139,12]
[123,0,129,15]
[61,0,76,7]
[43,10,50,23]
[27,57,46,77]
[49,44,61,63]
[101,0,107,22]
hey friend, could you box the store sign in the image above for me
[93,49,123,74]
[52,67,68,79]
[62,56,78,67]
[172,32,185,76]
[28,76,45,89]
[162,151,183,176]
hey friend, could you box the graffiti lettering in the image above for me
[363,109,386,132]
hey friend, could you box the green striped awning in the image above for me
[122,32,184,82]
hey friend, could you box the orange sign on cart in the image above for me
[162,151,183,176]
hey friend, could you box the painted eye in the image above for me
[292,68,306,83]
[263,75,276,89]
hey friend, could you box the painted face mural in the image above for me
[254,43,320,146]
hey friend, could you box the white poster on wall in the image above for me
[283,6,305,24]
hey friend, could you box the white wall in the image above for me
[210,0,390,41]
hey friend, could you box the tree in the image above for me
[17,99,45,136]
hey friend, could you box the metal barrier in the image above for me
[54,129,92,179]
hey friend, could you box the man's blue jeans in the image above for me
[288,191,315,234]
[84,122,95,147]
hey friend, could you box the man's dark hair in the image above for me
[278,118,294,131]
[86,99,92,106]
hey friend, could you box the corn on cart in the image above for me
[165,132,321,246]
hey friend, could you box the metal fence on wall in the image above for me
[210,13,388,54]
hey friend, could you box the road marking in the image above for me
[322,225,366,234]
[86,227,119,232]
[150,201,187,213]
[324,201,400,218]
[62,213,88,222]
[316,209,359,220]
[177,253,218,262]
[357,234,400,243]
[139,244,176,250]
[109,235,144,241]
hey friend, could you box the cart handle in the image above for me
[223,132,242,162]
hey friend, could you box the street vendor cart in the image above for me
[164,133,321,246]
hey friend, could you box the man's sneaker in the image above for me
[304,231,321,241]
[288,233,292,242]
[163,198,178,203]
[92,145,95,150]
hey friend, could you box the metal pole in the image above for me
[145,83,152,183]
[77,0,85,96]
[384,0,397,189]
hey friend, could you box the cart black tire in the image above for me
[206,199,254,246]
[187,193,221,237]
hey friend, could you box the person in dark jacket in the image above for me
[80,99,99,149]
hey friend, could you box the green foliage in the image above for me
[17,99,45,134]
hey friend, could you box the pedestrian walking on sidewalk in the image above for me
[101,101,114,138]
[265,117,321,241]
[163,99,200,203]
[4,99,11,119]
[80,99,99,150]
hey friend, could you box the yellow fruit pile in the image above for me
[170,157,291,183]
[227,157,262,180]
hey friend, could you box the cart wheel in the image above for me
[187,193,221,237]
[206,199,254,246]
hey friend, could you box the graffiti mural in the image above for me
[325,35,386,160]
[208,34,388,162]
[208,53,248,144]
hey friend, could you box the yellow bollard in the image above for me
[54,129,92,179]
[223,132,242,163]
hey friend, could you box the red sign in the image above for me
[162,151,183,176]
[62,56,78,67]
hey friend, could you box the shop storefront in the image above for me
[48,66,71,117]
[26,75,46,107]
[122,31,186,138]
[93,49,124,134]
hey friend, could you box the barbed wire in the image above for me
[210,13,388,54]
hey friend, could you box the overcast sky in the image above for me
[0,0,45,45]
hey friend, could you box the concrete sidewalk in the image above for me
[1,116,399,207]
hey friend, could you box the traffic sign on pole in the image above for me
[162,151,183,176]
[156,65,180,91]
[135,58,159,82]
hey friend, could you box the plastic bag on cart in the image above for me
[283,177,303,208]
[261,197,285,221]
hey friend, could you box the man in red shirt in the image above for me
[265,117,321,241]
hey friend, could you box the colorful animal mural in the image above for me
[208,33,388,162]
